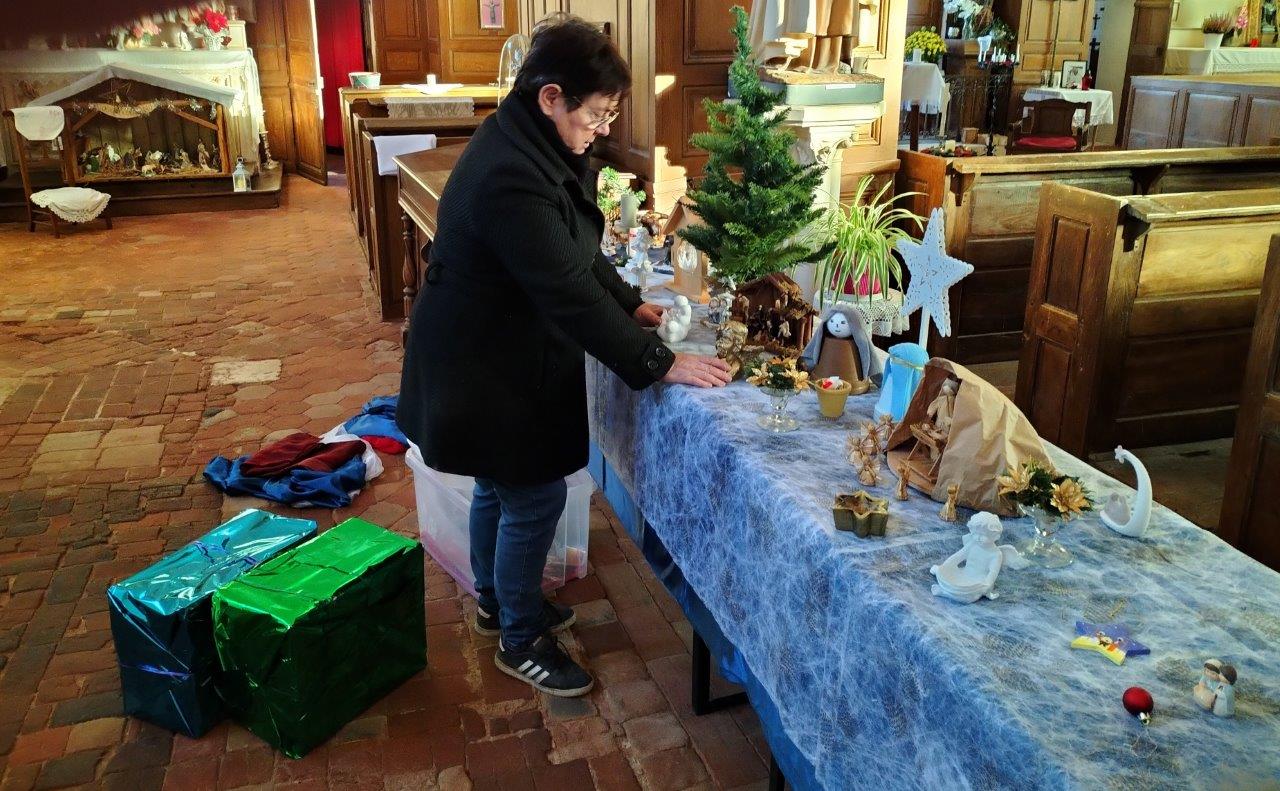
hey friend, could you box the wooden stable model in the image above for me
[1017,185,1280,457]
[895,146,1280,363]
[729,273,817,355]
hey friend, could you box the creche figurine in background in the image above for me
[1100,446,1153,539]
[657,296,692,343]
[930,512,1029,603]
[802,305,884,395]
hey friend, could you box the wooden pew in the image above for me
[1016,185,1280,457]
[339,85,499,240]
[359,118,481,321]
[895,146,1280,364]
[1219,235,1280,571]
[396,146,465,340]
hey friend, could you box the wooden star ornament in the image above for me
[895,208,974,343]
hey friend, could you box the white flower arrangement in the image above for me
[943,0,984,20]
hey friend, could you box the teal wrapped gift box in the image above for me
[107,509,317,737]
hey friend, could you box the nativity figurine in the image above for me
[895,463,910,500]
[939,483,959,522]
[802,305,883,395]
[197,141,212,170]
[715,320,751,379]
[923,379,957,443]
[930,512,1029,603]
[1193,659,1237,717]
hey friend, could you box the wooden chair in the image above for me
[2,108,111,237]
[1008,98,1091,154]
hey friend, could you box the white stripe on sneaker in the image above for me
[534,669,551,683]
[517,660,534,672]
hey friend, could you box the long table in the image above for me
[587,314,1280,790]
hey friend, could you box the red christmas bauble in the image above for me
[1123,686,1154,725]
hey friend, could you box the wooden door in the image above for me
[1117,0,1171,140]
[1219,235,1280,571]
[286,0,328,183]
[437,0,519,84]
[368,0,441,84]
[251,0,299,170]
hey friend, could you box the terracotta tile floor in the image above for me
[0,178,769,791]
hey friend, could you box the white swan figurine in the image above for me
[1100,446,1152,539]
[930,512,1029,604]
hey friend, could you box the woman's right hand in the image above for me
[662,353,733,388]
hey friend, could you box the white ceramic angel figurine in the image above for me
[628,247,653,291]
[657,296,692,343]
[930,512,1029,603]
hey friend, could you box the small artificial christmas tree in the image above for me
[678,5,834,287]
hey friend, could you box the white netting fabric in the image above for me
[31,187,111,223]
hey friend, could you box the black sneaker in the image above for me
[474,599,575,638]
[495,635,594,697]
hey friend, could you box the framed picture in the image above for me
[1060,60,1087,90]
[480,0,504,29]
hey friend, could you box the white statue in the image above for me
[1100,446,1152,539]
[930,512,1029,604]
[657,296,692,343]
[749,0,859,72]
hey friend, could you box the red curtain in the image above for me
[316,0,366,150]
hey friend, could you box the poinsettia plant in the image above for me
[997,460,1094,521]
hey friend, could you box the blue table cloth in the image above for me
[587,345,1280,790]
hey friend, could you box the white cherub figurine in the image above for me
[930,512,1029,604]
[657,295,692,343]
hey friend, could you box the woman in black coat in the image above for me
[397,15,730,697]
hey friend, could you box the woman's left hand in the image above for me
[633,303,665,328]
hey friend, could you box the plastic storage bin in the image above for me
[407,444,591,596]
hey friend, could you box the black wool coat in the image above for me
[397,94,675,485]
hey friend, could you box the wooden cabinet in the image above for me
[1017,185,1280,456]
[896,146,1280,364]
[1123,74,1280,149]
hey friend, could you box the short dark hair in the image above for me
[515,14,631,109]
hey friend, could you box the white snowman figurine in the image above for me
[657,296,693,343]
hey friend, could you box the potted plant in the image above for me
[1202,14,1233,49]
[997,460,1095,567]
[812,176,923,309]
[904,27,946,63]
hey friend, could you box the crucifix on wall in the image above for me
[480,0,504,29]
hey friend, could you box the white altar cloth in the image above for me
[1165,46,1280,75]
[0,49,265,169]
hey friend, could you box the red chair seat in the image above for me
[1017,135,1079,151]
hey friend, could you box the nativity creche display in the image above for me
[730,273,817,357]
[885,358,1051,516]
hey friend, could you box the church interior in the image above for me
[2,0,1279,788]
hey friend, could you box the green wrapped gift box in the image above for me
[212,518,426,758]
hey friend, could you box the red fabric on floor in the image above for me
[1017,135,1079,150]
[361,435,408,455]
[240,432,366,477]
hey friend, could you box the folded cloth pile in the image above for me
[339,395,409,454]
[205,431,382,508]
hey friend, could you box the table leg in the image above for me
[691,631,748,715]
[401,211,417,345]
[769,754,787,791]
[909,102,921,152]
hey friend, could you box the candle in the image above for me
[426,73,437,85]
[621,192,639,229]
[1015,44,1021,63]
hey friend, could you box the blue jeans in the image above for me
[469,477,567,651]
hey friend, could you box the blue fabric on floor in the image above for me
[204,455,367,509]
[587,316,1280,790]
[343,395,408,444]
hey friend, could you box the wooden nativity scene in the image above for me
[27,64,240,184]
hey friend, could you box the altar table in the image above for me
[587,316,1280,790]
[1166,46,1280,76]
[1023,87,1115,127]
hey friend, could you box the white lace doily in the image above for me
[31,187,111,223]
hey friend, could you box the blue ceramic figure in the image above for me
[874,342,929,421]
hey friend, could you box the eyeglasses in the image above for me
[569,97,620,130]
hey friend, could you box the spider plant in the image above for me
[813,176,924,309]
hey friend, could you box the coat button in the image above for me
[647,360,658,370]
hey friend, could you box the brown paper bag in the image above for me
[886,359,1050,517]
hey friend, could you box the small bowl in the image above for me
[349,71,381,89]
